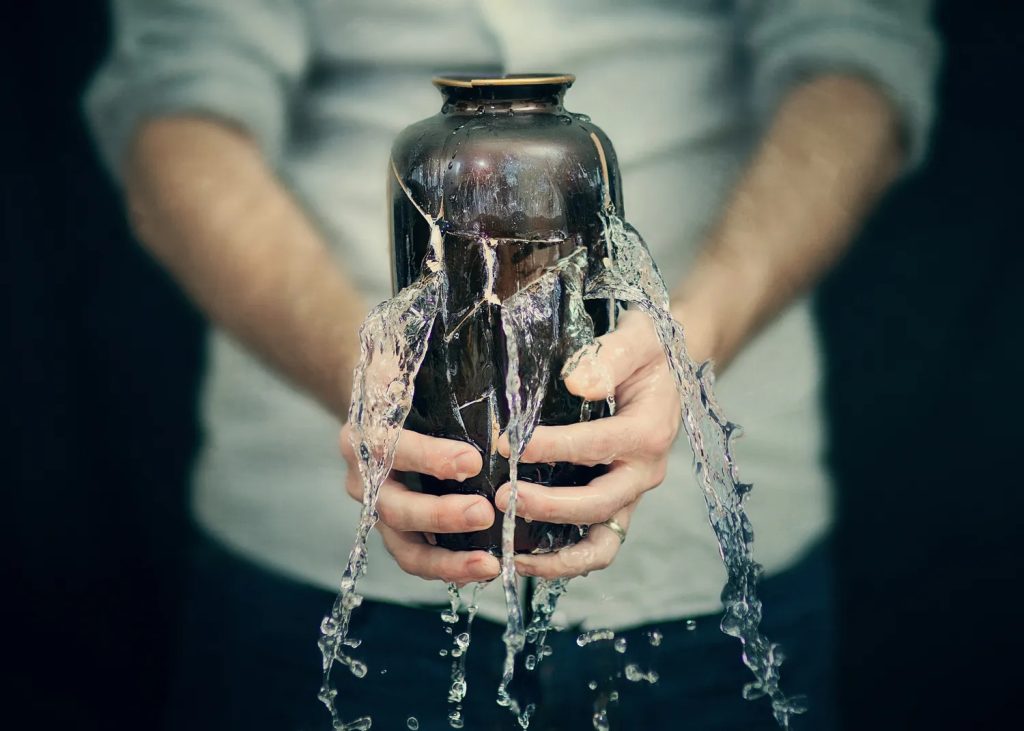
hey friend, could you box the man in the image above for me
[87,1,938,728]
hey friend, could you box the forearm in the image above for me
[671,74,903,368]
[125,116,366,419]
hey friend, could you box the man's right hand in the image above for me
[340,424,500,585]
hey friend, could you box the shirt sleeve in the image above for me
[739,0,942,172]
[85,0,311,178]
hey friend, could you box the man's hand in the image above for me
[497,309,682,580]
[340,424,501,585]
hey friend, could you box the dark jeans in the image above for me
[165,532,835,731]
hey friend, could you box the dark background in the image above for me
[3,2,1022,729]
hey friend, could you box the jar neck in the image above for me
[444,95,565,115]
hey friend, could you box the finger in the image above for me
[562,309,662,401]
[340,425,482,482]
[514,505,635,580]
[346,470,494,533]
[494,460,664,525]
[378,523,501,583]
[345,467,405,503]
[497,414,674,465]
[378,484,495,533]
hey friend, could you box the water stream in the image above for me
[584,211,807,727]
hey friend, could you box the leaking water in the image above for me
[445,583,483,728]
[316,187,447,730]
[319,145,802,727]
[584,211,806,726]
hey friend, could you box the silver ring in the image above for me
[601,517,627,544]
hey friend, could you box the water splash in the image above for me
[576,629,616,647]
[317,183,447,730]
[584,211,806,727]
[446,583,483,729]
[524,578,569,668]
[495,265,563,727]
[624,664,659,685]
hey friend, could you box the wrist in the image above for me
[668,298,722,370]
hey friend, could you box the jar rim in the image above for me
[432,73,575,89]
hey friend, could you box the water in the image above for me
[445,583,483,728]
[524,578,569,667]
[584,211,806,727]
[576,629,615,647]
[495,262,568,727]
[624,664,659,685]
[316,175,447,730]
[320,155,802,728]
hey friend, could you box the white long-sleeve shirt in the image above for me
[86,0,939,629]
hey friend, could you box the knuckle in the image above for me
[649,459,668,488]
[587,432,616,466]
[648,424,675,454]
[429,502,452,533]
[424,450,452,479]
[399,551,429,579]
[344,473,360,500]
[376,497,397,526]
[339,428,355,460]
[595,493,621,523]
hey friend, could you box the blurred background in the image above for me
[3,2,1022,729]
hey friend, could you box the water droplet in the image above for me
[407,717,420,730]
[448,708,465,728]
[587,680,598,690]
[320,616,339,635]
[577,629,615,647]
[625,663,659,684]
[647,629,663,646]
[349,659,368,678]
[686,619,697,631]
[439,649,448,657]
[525,654,536,670]
[613,637,627,653]
[592,709,610,730]
[742,681,766,700]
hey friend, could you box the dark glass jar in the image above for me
[389,74,623,554]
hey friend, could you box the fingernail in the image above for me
[495,434,510,458]
[473,556,501,578]
[515,559,534,577]
[495,484,524,513]
[454,451,480,481]
[463,501,492,528]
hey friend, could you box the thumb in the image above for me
[562,309,662,400]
